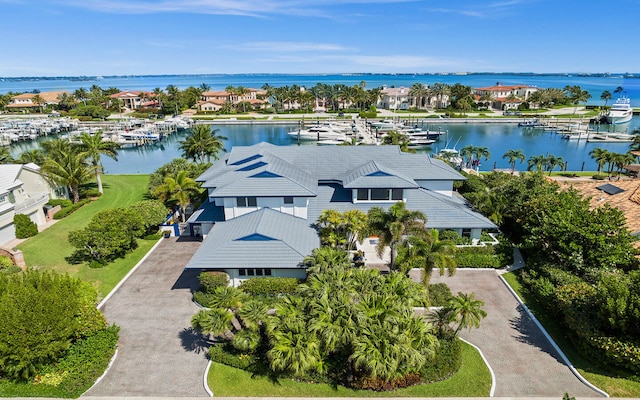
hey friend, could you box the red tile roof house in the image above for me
[5,91,69,111]
[474,84,539,110]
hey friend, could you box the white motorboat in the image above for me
[606,97,633,125]
[369,119,402,130]
[562,131,590,140]
[287,124,349,141]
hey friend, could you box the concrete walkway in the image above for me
[84,237,209,397]
[423,269,604,397]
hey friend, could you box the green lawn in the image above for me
[17,174,155,298]
[207,340,491,397]
[502,272,640,397]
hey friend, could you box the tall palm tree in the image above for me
[367,202,428,270]
[397,229,456,284]
[153,170,202,222]
[589,147,609,175]
[446,292,487,335]
[41,149,92,203]
[78,132,120,193]
[563,85,592,116]
[179,124,227,164]
[472,146,491,164]
[611,152,636,180]
[600,90,613,109]
[502,149,525,173]
[630,135,640,152]
[74,87,88,105]
[32,94,44,113]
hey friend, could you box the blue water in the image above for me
[10,118,637,174]
[1,73,640,106]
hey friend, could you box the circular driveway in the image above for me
[422,269,604,397]
[84,237,209,398]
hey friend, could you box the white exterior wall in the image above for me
[416,180,454,197]
[221,197,308,220]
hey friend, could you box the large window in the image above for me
[236,196,257,207]
[355,189,403,202]
[284,196,294,204]
[239,268,272,277]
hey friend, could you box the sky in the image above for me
[1,0,640,77]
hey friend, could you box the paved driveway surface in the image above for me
[84,237,209,397]
[422,269,604,398]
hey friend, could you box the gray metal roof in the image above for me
[199,143,465,187]
[306,184,496,230]
[341,161,418,189]
[185,208,319,269]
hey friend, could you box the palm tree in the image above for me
[409,83,429,109]
[397,229,456,284]
[563,85,592,116]
[589,147,609,175]
[630,135,640,152]
[153,170,202,222]
[191,308,234,337]
[611,152,636,179]
[268,328,323,377]
[78,132,120,193]
[527,154,546,171]
[544,154,565,175]
[303,247,350,274]
[446,292,487,335]
[367,202,428,270]
[199,83,211,92]
[32,94,44,113]
[472,146,491,165]
[0,148,14,164]
[502,149,525,173]
[460,145,475,168]
[179,124,227,164]
[74,87,88,105]
[18,149,45,165]
[41,150,92,203]
[600,90,613,109]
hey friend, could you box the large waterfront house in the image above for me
[184,142,496,286]
[109,91,157,111]
[0,163,65,246]
[5,91,69,111]
[198,89,268,112]
[474,84,538,110]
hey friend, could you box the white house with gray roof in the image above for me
[185,142,495,285]
[0,163,65,246]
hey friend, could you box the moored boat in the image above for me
[605,97,633,125]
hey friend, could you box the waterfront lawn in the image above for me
[207,340,491,397]
[502,272,640,397]
[17,174,153,298]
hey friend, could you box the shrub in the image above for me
[53,199,91,219]
[454,246,502,268]
[193,291,217,307]
[129,200,169,234]
[80,189,102,199]
[47,199,72,208]
[199,271,229,293]
[351,372,422,391]
[13,214,37,239]
[428,283,453,306]
[421,338,462,383]
[0,256,15,270]
[239,277,299,296]
[208,343,257,371]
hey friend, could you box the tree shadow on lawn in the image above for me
[509,304,565,364]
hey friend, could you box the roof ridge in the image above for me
[629,184,640,205]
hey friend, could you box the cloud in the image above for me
[423,0,528,18]
[52,0,416,17]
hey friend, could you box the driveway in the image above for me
[84,237,209,397]
[421,269,604,397]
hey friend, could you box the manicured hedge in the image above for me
[239,277,299,296]
[199,271,229,292]
[53,199,91,219]
[421,338,462,383]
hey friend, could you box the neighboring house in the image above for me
[474,84,538,110]
[0,163,65,246]
[185,142,496,286]
[199,88,268,111]
[378,86,411,111]
[5,91,69,111]
[109,91,154,110]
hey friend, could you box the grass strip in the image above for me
[207,340,491,397]
[502,271,640,397]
